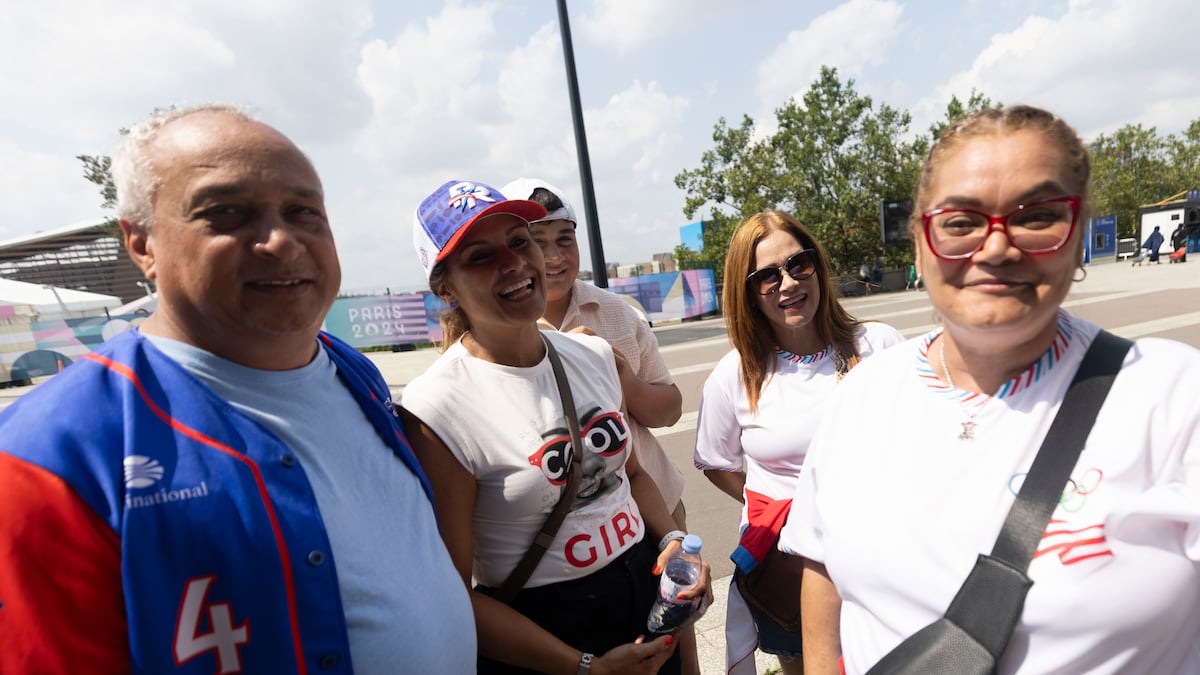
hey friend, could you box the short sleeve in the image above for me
[693,351,745,473]
[632,317,674,386]
[859,322,906,356]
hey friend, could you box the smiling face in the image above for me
[752,227,823,353]
[125,111,340,370]
[916,128,1082,347]
[529,218,579,306]
[437,214,546,334]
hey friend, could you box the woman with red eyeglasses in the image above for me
[781,106,1200,674]
[693,210,902,674]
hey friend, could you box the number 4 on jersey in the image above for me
[174,576,250,673]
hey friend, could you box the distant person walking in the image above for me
[1143,225,1165,263]
[1171,223,1187,262]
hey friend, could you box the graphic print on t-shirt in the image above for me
[529,406,629,504]
[1010,466,1113,566]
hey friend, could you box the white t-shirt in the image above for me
[780,312,1200,674]
[694,321,905,531]
[401,330,645,588]
[542,279,687,511]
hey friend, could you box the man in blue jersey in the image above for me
[0,105,475,674]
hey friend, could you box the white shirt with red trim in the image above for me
[780,313,1200,674]
[694,321,903,673]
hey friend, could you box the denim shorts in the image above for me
[736,569,805,659]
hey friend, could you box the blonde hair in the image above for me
[911,105,1093,239]
[428,262,470,349]
[722,211,863,412]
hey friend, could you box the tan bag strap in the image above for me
[493,334,583,604]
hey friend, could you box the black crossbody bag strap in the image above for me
[868,330,1132,673]
[493,335,583,604]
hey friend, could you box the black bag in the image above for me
[866,331,1131,674]
[866,554,1032,674]
[735,540,804,633]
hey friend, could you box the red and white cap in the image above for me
[413,179,547,280]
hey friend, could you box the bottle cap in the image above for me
[681,534,702,554]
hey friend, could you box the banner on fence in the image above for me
[323,293,445,348]
[607,269,718,323]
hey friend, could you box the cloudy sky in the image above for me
[2,0,1196,293]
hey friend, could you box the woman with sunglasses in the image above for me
[693,210,902,674]
[782,106,1200,674]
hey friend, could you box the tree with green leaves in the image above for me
[926,90,999,142]
[675,67,926,279]
[1089,124,1178,239]
[77,153,120,234]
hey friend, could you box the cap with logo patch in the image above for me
[413,180,547,280]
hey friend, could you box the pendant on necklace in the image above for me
[958,418,977,441]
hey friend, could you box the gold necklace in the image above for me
[939,338,978,441]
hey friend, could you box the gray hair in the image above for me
[112,103,257,229]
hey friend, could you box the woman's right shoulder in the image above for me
[858,321,907,351]
[700,348,746,394]
[841,334,918,388]
[400,346,470,399]
[710,347,743,376]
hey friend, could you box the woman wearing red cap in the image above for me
[401,179,711,675]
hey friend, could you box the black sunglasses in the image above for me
[746,250,817,295]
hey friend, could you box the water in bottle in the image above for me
[646,534,703,635]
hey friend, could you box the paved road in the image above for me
[3,260,1197,673]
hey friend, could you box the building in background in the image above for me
[0,218,147,304]
[1138,190,1200,255]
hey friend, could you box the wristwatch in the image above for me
[577,652,594,674]
[657,529,686,552]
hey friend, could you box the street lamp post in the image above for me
[555,0,609,288]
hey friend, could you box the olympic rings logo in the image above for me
[1008,467,1103,513]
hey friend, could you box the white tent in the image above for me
[0,278,122,318]
[110,292,157,316]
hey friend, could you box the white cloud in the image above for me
[0,142,99,237]
[0,0,373,143]
[355,3,511,173]
[0,0,375,240]
[349,4,693,289]
[754,0,905,112]
[913,0,1200,139]
[577,0,729,52]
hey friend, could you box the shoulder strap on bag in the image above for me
[988,329,1132,568]
[867,330,1133,674]
[493,335,583,604]
[944,330,1132,658]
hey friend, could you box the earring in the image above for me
[1073,267,1088,283]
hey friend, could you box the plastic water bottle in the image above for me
[646,534,703,635]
